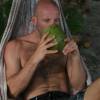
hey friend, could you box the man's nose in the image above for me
[49,20,56,26]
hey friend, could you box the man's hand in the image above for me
[32,33,58,64]
[63,39,79,56]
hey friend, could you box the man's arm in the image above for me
[4,34,57,97]
[63,40,86,93]
[67,52,86,93]
[4,41,39,97]
[84,78,100,100]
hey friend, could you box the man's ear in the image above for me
[32,16,37,25]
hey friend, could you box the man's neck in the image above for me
[30,30,41,43]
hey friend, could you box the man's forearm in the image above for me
[67,53,86,92]
[7,59,38,97]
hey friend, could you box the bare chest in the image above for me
[20,44,67,79]
[20,43,37,67]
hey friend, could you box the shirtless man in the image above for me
[4,0,86,100]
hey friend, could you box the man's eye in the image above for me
[43,19,50,22]
[55,18,60,23]
[56,18,60,22]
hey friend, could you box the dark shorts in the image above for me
[30,91,84,100]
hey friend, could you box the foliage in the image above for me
[63,4,85,35]
[63,2,100,67]
[0,0,12,40]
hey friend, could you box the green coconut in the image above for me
[43,25,66,51]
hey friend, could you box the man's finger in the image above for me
[41,33,49,43]
[46,50,58,54]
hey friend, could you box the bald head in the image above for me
[34,0,59,16]
[32,0,60,34]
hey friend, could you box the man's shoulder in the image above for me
[5,39,20,50]
[4,39,22,57]
[5,32,37,53]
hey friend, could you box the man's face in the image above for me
[36,5,60,34]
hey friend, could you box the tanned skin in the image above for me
[4,1,86,99]
[84,78,100,100]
